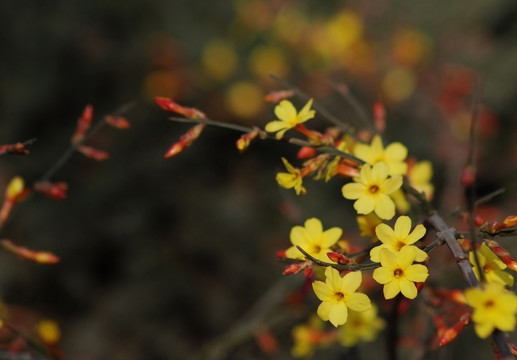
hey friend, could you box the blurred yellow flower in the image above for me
[276,157,306,195]
[312,267,371,327]
[338,305,385,347]
[225,81,263,118]
[373,247,429,299]
[201,39,238,81]
[465,283,517,338]
[265,99,315,139]
[409,160,434,200]
[286,217,342,262]
[342,162,402,220]
[470,243,514,287]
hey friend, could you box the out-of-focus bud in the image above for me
[0,141,31,155]
[438,312,471,347]
[77,145,109,161]
[263,90,294,103]
[283,260,311,275]
[336,163,360,178]
[1,239,59,264]
[485,239,517,272]
[254,328,278,354]
[460,165,476,188]
[373,101,386,133]
[236,127,262,152]
[276,249,287,259]
[34,181,68,200]
[104,115,130,129]
[297,146,317,159]
[164,124,206,158]
[71,105,93,145]
[36,320,61,345]
[155,97,206,119]
[5,176,25,200]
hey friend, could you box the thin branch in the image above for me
[296,246,379,271]
[330,81,376,132]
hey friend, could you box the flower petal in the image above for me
[379,248,397,269]
[397,246,418,268]
[383,281,400,299]
[275,100,296,121]
[265,121,287,133]
[313,281,333,301]
[374,194,395,220]
[399,278,418,299]
[329,301,348,327]
[342,183,365,200]
[394,216,411,239]
[341,271,362,293]
[373,266,393,284]
[406,263,429,282]
[317,300,332,321]
[346,292,371,312]
[354,196,375,215]
[321,227,343,248]
[385,142,408,161]
[370,162,389,183]
[325,266,343,292]
[304,218,323,240]
[285,246,304,260]
[406,224,426,244]
[375,223,395,245]
[381,176,402,195]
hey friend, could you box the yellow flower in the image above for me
[373,247,429,299]
[409,160,434,200]
[370,215,427,263]
[356,213,382,240]
[338,304,385,347]
[353,135,408,176]
[469,243,514,287]
[265,99,315,139]
[286,218,343,262]
[276,157,306,195]
[465,283,517,338]
[312,267,371,327]
[291,316,331,358]
[341,162,402,220]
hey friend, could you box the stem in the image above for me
[296,246,379,271]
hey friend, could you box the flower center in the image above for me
[394,268,404,278]
[368,185,380,194]
[396,241,406,251]
[312,245,322,254]
[334,292,345,301]
[484,300,495,308]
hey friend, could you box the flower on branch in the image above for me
[312,267,371,327]
[465,283,517,338]
[276,157,306,195]
[285,217,342,262]
[265,99,315,139]
[353,135,408,176]
[341,162,402,220]
[469,243,514,287]
[370,215,427,263]
[338,304,386,347]
[373,247,429,300]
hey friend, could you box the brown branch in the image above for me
[296,246,379,271]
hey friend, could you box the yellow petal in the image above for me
[321,227,343,248]
[317,301,332,321]
[397,246,418,268]
[304,218,323,239]
[383,281,400,299]
[354,196,376,215]
[329,301,348,327]
[373,266,393,284]
[399,278,417,299]
[381,175,402,194]
[379,248,397,269]
[375,223,395,245]
[290,226,308,247]
[265,120,287,133]
[385,142,408,161]
[285,246,304,260]
[474,321,494,339]
[394,216,411,239]
[342,183,366,200]
[313,281,333,301]
[275,100,297,121]
[406,224,426,245]
[346,292,371,312]
[373,194,395,220]
[276,173,296,189]
[406,264,429,282]
[341,271,362,294]
[325,266,343,291]
[370,162,389,183]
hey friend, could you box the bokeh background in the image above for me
[1,0,517,359]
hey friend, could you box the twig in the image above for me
[330,81,376,132]
[296,246,379,271]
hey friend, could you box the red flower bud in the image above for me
[1,239,59,264]
[164,124,205,158]
[77,145,109,161]
[105,115,130,129]
[263,90,294,103]
[71,105,93,145]
[155,97,206,119]
[34,181,68,200]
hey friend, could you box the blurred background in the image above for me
[1,0,517,359]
